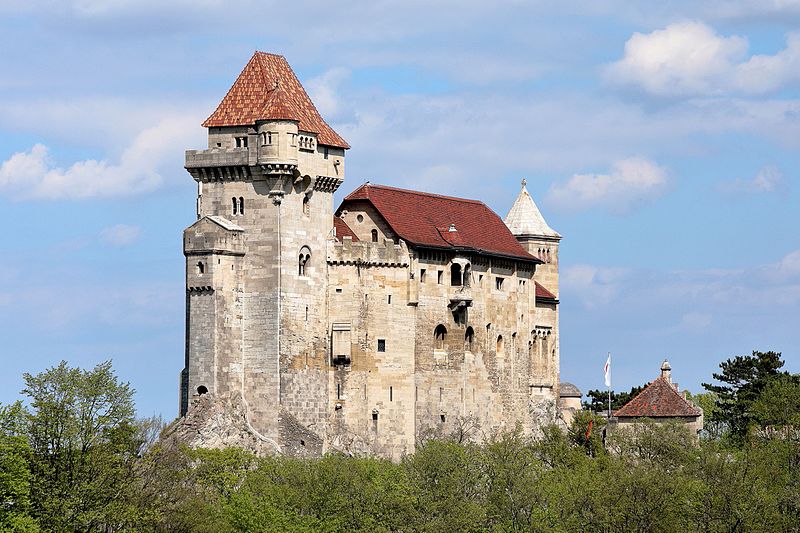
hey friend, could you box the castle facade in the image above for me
[180,52,563,459]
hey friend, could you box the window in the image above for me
[298,247,311,276]
[235,136,248,148]
[303,195,310,216]
[324,146,329,159]
[389,386,393,402]
[465,326,475,351]
[420,268,426,282]
[238,197,245,215]
[356,214,364,223]
[232,197,238,215]
[496,335,504,354]
[197,385,208,395]
[371,229,378,242]
[463,264,471,287]
[378,339,386,352]
[197,262,205,275]
[437,270,443,284]
[496,277,505,291]
[450,264,462,286]
[262,132,273,145]
[434,324,447,350]
[387,295,392,304]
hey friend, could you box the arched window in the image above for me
[197,385,208,395]
[450,263,462,286]
[232,197,238,215]
[496,335,504,355]
[465,326,475,352]
[239,197,245,215]
[303,195,310,216]
[463,264,471,287]
[371,229,378,242]
[197,262,205,275]
[434,324,447,350]
[298,246,311,276]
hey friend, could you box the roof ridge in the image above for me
[348,183,485,205]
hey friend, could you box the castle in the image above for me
[179,52,564,459]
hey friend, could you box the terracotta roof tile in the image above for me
[535,281,557,301]
[338,183,540,262]
[203,52,349,149]
[614,376,702,418]
[333,216,359,242]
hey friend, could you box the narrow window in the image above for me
[463,264,471,287]
[439,387,443,402]
[420,268,426,282]
[434,324,447,350]
[388,295,392,304]
[496,335,504,354]
[496,277,504,291]
[239,197,245,215]
[337,383,341,399]
[305,306,308,323]
[389,386,393,402]
[371,229,378,242]
[437,270,443,284]
[465,326,475,351]
[197,262,205,275]
[324,146,329,159]
[232,197,238,215]
[298,252,310,276]
[378,339,386,352]
[302,195,310,216]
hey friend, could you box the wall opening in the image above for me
[434,324,447,350]
[371,229,378,242]
[420,268,426,282]
[377,339,386,352]
[238,197,245,215]
[450,263,462,286]
[303,195,310,216]
[496,335,504,355]
[298,246,311,276]
[197,385,208,395]
[231,197,238,215]
[465,326,475,352]
[463,264,471,287]
[197,262,205,275]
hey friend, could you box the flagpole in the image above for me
[607,352,611,420]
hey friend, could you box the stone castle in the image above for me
[178,52,565,459]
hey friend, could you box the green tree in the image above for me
[751,375,800,432]
[685,391,726,440]
[21,360,140,531]
[702,350,789,442]
[0,402,38,532]
[583,385,645,412]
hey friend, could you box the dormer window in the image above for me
[235,136,248,148]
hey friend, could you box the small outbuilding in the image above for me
[559,381,582,426]
[613,360,703,436]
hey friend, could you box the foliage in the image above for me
[702,350,790,442]
[583,385,646,412]
[685,391,726,440]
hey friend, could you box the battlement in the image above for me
[327,236,410,267]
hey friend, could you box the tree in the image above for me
[702,350,789,442]
[21,360,139,531]
[751,375,800,433]
[583,385,646,412]
[0,402,38,532]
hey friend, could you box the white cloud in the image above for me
[100,224,141,246]
[718,165,787,194]
[306,68,352,122]
[607,22,800,96]
[0,115,196,200]
[544,157,668,214]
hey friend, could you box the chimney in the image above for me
[660,359,672,383]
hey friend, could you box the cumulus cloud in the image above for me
[306,68,352,122]
[100,224,141,246]
[607,22,800,96]
[0,115,195,200]
[718,165,787,194]
[544,158,668,214]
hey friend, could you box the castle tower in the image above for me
[504,179,562,397]
[180,52,349,449]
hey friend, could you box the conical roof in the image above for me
[202,52,349,149]
[504,180,560,238]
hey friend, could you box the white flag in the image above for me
[604,353,611,387]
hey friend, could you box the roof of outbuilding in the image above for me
[202,52,349,149]
[333,216,359,242]
[614,376,702,418]
[338,183,540,262]
[560,382,582,398]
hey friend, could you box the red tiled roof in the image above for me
[614,377,702,418]
[202,52,349,149]
[333,216,359,242]
[338,183,540,262]
[535,282,557,301]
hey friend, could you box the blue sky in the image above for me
[1,1,798,418]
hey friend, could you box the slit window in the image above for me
[420,268,426,282]
[239,197,245,215]
[232,197,238,215]
[371,229,378,242]
[437,270,443,284]
[303,195,310,216]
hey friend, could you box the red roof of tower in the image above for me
[203,52,350,149]
[338,183,540,262]
[333,216,359,242]
[614,377,702,418]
